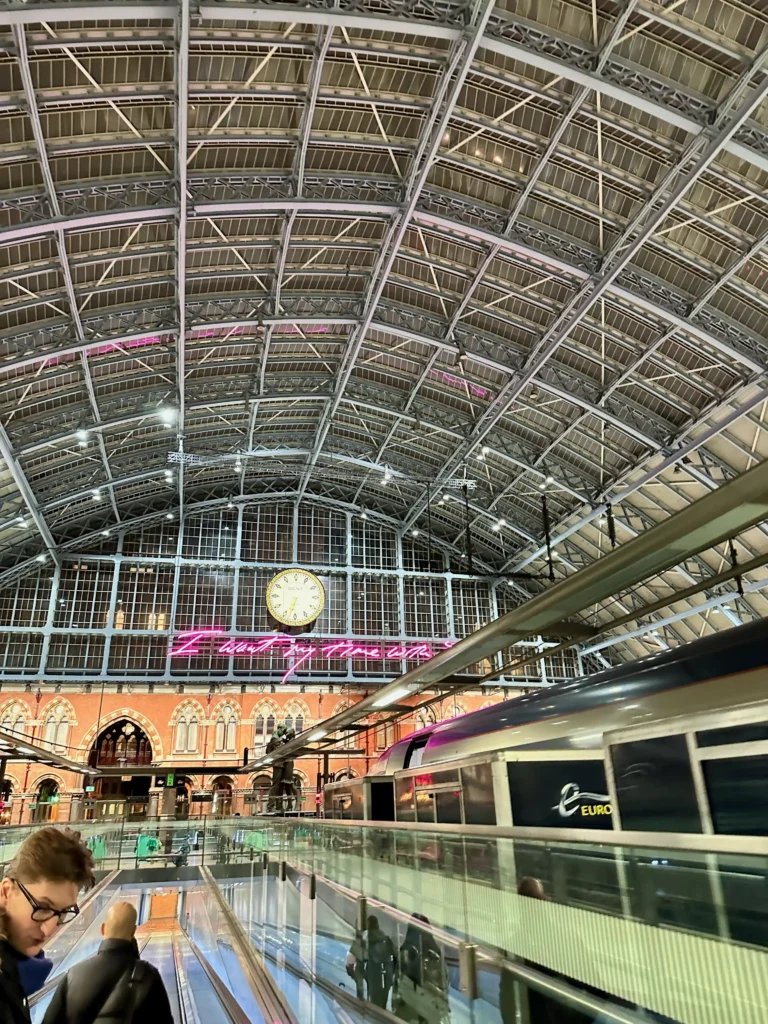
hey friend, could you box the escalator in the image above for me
[28,876,294,1024]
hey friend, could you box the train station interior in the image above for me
[0,1,766,1022]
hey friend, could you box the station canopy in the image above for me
[0,1,765,664]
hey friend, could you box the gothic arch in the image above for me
[0,699,31,735]
[40,698,76,752]
[34,772,66,789]
[79,709,164,762]
[209,700,241,723]
[169,699,205,726]
[1,770,20,791]
[283,698,311,719]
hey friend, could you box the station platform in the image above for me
[7,818,766,1024]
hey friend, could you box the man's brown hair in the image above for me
[7,827,95,890]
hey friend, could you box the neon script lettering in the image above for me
[169,631,452,682]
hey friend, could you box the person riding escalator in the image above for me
[391,913,449,1024]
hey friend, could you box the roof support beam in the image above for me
[175,0,190,523]
[0,420,59,562]
[402,55,768,530]
[14,22,121,520]
[296,0,501,500]
[444,0,643,337]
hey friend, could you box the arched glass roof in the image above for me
[0,0,766,662]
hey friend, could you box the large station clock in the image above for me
[266,569,325,628]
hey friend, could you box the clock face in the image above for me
[266,569,325,627]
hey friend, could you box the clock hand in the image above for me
[288,597,297,615]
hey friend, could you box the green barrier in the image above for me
[136,834,161,859]
[87,834,107,861]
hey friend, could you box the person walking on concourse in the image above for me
[0,827,95,1024]
[42,901,174,1024]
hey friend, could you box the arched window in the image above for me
[284,714,294,733]
[215,705,237,752]
[175,712,199,753]
[1,707,26,738]
[254,714,265,747]
[43,708,70,753]
[176,716,188,753]
[266,713,275,737]
[295,715,304,735]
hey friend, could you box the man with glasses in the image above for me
[0,826,94,1024]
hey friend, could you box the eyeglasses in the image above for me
[12,879,79,925]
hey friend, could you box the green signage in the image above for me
[166,773,175,787]
[85,786,95,793]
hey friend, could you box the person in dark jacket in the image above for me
[0,827,94,1024]
[42,901,173,1024]
[392,913,450,1024]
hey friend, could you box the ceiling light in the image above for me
[382,470,391,484]
[438,498,445,505]
[498,518,506,527]
[373,685,412,709]
[17,517,28,529]
[411,529,419,537]
[494,154,502,164]
[481,446,489,455]
[443,493,450,501]
[92,489,102,501]
[76,428,89,446]
[475,148,482,157]
[36,554,46,563]
[102,530,111,537]
[492,523,501,532]
[158,406,176,426]
[545,475,554,484]
[166,513,174,520]
[360,510,367,519]
[227,501,235,509]
[235,461,242,474]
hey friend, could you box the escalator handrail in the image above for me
[175,932,254,1024]
[199,866,299,1024]
[272,862,654,1024]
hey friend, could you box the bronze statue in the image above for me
[265,724,301,812]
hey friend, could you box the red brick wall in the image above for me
[0,688,502,823]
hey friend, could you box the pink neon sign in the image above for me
[169,630,453,683]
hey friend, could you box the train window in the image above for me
[697,723,768,748]
[461,762,497,826]
[435,789,462,825]
[611,735,702,834]
[415,789,435,823]
[404,737,428,769]
[702,755,768,836]
[395,776,415,822]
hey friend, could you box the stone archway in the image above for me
[79,708,164,763]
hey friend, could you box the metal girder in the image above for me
[401,59,768,531]
[0,418,59,561]
[11,24,123,532]
[504,381,768,573]
[443,0,643,337]
[295,26,333,197]
[295,0,507,501]
[0,303,742,509]
[175,0,190,522]
[0,2,766,176]
[0,188,762,378]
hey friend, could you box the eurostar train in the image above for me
[323,617,768,837]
